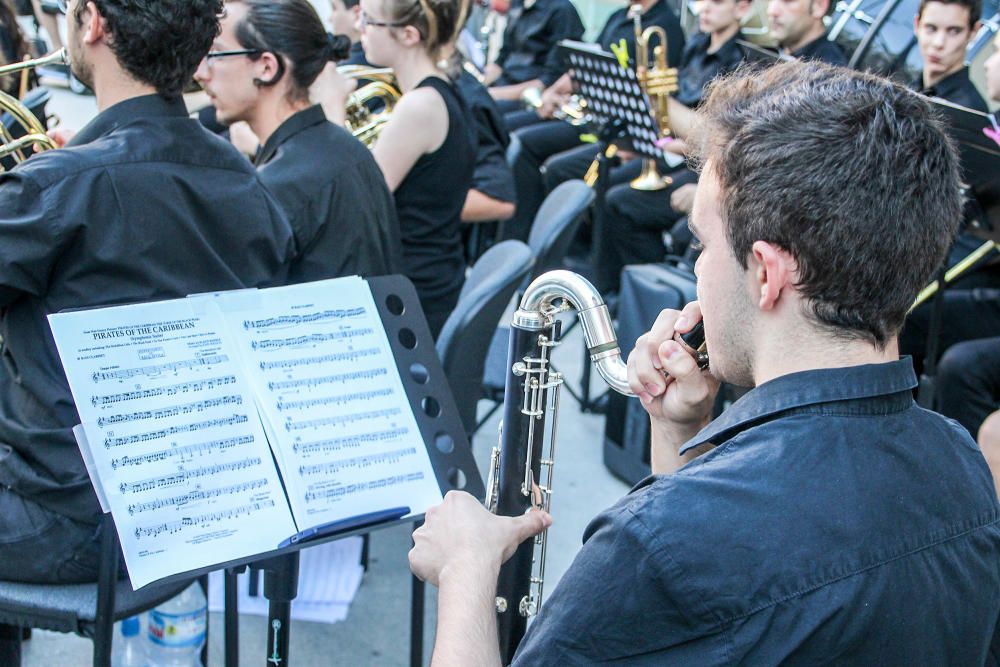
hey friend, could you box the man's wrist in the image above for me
[651,416,708,452]
[438,556,502,594]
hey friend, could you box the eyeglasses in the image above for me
[359,9,407,28]
[204,49,263,61]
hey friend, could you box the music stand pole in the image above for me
[261,552,300,666]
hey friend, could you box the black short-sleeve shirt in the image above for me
[675,31,746,107]
[912,66,990,113]
[789,34,848,66]
[0,94,294,523]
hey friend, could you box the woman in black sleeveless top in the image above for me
[353,0,476,337]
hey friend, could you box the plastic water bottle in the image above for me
[112,616,147,667]
[145,583,207,666]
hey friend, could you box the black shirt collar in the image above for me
[914,67,987,111]
[789,33,845,65]
[256,105,328,166]
[679,359,917,454]
[69,94,187,147]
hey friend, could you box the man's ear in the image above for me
[750,240,795,310]
[81,1,106,46]
[253,52,283,86]
[810,0,830,20]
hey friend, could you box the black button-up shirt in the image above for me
[675,30,745,107]
[455,71,516,205]
[0,94,294,523]
[913,66,989,113]
[790,33,847,66]
[496,0,585,86]
[514,359,1000,664]
[256,105,401,282]
[594,0,685,71]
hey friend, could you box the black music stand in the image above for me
[128,275,484,667]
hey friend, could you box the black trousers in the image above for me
[596,168,699,292]
[506,120,582,241]
[936,337,1000,437]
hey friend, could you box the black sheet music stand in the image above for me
[140,275,483,667]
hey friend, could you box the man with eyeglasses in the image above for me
[0,1,293,641]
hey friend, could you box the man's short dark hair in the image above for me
[690,61,962,347]
[917,0,981,28]
[75,0,224,98]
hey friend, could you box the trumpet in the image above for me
[628,4,678,191]
[338,65,401,148]
[488,270,707,663]
[0,49,68,166]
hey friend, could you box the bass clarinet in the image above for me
[486,270,708,663]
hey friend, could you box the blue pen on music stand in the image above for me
[278,506,410,548]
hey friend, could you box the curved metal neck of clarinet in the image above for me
[513,270,633,397]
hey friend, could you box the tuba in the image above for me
[487,270,707,663]
[628,4,679,191]
[338,65,401,148]
[0,49,68,167]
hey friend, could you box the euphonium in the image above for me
[628,3,679,191]
[0,49,68,167]
[487,270,707,663]
[338,65,401,148]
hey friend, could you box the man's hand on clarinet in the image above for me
[627,301,718,429]
[409,490,552,588]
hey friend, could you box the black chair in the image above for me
[476,179,595,431]
[0,513,197,667]
[436,240,534,436]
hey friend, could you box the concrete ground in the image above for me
[19,83,635,667]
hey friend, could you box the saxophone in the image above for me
[487,270,707,663]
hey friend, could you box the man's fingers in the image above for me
[673,301,703,333]
[658,339,701,385]
[507,510,552,551]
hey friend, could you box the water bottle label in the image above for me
[148,607,207,649]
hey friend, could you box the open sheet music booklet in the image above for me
[48,277,443,589]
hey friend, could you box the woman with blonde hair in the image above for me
[322,0,476,336]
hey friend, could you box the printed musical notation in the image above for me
[134,500,277,540]
[291,427,409,455]
[250,329,373,351]
[284,407,401,432]
[128,479,268,514]
[259,347,379,371]
[243,308,366,330]
[91,354,228,383]
[49,297,298,589]
[49,278,448,589]
[103,414,249,449]
[91,375,237,407]
[110,435,254,469]
[298,448,416,477]
[97,395,243,426]
[303,472,426,504]
[267,368,387,391]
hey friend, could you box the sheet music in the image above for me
[215,278,442,527]
[49,298,296,589]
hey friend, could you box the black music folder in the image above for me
[49,275,483,588]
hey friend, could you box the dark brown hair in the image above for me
[917,0,981,29]
[690,60,962,347]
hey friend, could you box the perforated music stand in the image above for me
[132,275,484,667]
[558,39,667,163]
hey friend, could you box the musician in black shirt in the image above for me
[484,0,585,105]
[329,0,369,66]
[504,0,684,240]
[195,0,402,282]
[0,0,295,602]
[768,0,847,64]
[912,0,988,111]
